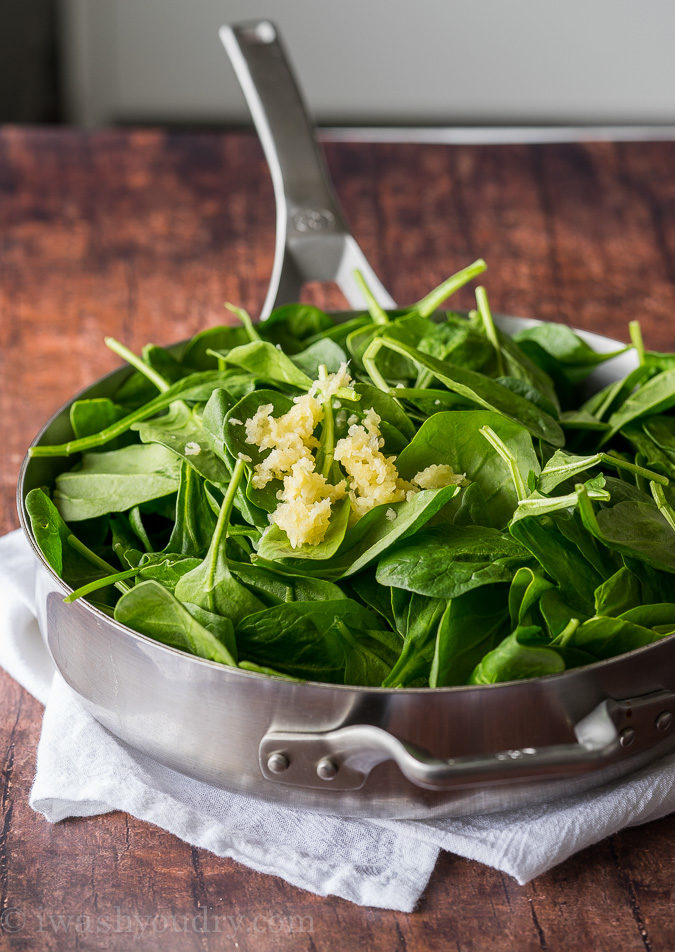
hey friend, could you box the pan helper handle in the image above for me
[259,690,675,791]
[220,19,395,318]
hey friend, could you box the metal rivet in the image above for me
[316,757,338,781]
[267,752,289,774]
[619,727,636,749]
[656,711,673,733]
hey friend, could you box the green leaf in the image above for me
[509,512,603,614]
[200,389,269,526]
[430,584,510,686]
[236,599,399,685]
[352,383,416,440]
[290,338,348,377]
[114,580,236,665]
[508,566,553,628]
[53,443,181,521]
[166,462,218,558]
[376,525,530,598]
[577,486,675,575]
[537,448,668,494]
[469,626,565,684]
[132,402,232,487]
[25,488,114,594]
[383,594,446,687]
[333,485,461,577]
[348,572,397,628]
[181,324,251,369]
[218,388,297,514]
[581,365,652,422]
[365,337,564,446]
[514,323,628,404]
[619,603,675,632]
[559,614,668,662]
[70,398,128,441]
[25,488,70,574]
[260,303,334,350]
[137,554,201,592]
[397,410,540,528]
[219,389,293,467]
[604,368,675,440]
[218,340,313,389]
[229,560,346,606]
[174,461,265,625]
[31,370,239,458]
[594,567,643,617]
[257,496,351,562]
[643,416,675,464]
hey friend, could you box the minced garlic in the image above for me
[412,463,466,490]
[244,362,353,491]
[334,408,412,520]
[243,362,466,548]
[245,396,321,488]
[271,457,346,548]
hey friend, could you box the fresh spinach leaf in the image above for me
[53,443,181,521]
[397,410,540,528]
[469,626,565,684]
[383,594,446,687]
[236,599,399,685]
[376,525,530,598]
[364,337,564,446]
[430,584,510,687]
[173,460,265,625]
[114,580,237,665]
[217,341,313,390]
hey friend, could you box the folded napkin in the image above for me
[3,529,675,911]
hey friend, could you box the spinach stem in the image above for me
[362,338,391,393]
[105,337,170,393]
[30,386,187,457]
[601,451,669,486]
[575,483,602,534]
[318,395,335,479]
[475,286,505,377]
[540,451,669,487]
[551,617,581,647]
[205,458,246,610]
[335,386,359,402]
[650,481,675,531]
[66,534,132,594]
[226,303,262,341]
[353,270,389,325]
[479,425,527,501]
[516,486,609,517]
[64,566,142,603]
[129,506,153,553]
[629,320,645,366]
[413,258,487,319]
[381,641,417,688]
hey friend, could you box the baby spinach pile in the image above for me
[26,259,675,687]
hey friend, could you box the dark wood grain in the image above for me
[0,128,673,951]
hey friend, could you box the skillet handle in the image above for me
[259,690,675,791]
[219,20,396,318]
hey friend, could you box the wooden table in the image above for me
[0,128,674,951]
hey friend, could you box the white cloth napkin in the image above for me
[2,529,675,911]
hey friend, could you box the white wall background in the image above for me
[61,0,675,127]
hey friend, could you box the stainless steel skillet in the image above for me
[16,20,675,820]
